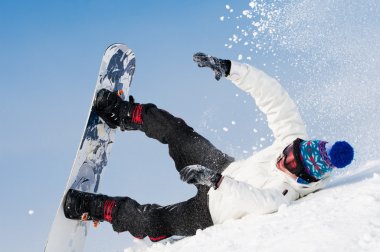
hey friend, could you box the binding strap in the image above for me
[103,200,116,222]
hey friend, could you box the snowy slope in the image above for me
[125,160,380,252]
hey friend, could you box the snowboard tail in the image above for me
[45,44,135,252]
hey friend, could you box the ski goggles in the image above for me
[277,138,320,184]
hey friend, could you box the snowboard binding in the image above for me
[92,89,143,131]
[63,189,115,225]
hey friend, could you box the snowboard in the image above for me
[45,43,136,252]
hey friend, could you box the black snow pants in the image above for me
[109,104,234,241]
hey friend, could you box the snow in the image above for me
[125,161,380,252]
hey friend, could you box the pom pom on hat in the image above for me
[329,141,354,168]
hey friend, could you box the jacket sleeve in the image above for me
[226,61,308,144]
[208,176,299,224]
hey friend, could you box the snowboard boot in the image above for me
[92,89,143,131]
[64,189,116,223]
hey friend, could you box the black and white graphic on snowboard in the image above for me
[45,44,135,252]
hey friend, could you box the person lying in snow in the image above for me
[64,53,354,242]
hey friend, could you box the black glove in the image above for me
[193,52,231,81]
[180,165,223,189]
[93,89,123,129]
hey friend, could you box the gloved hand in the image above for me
[93,89,123,129]
[180,165,223,189]
[193,52,231,81]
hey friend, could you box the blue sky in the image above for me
[1,1,379,251]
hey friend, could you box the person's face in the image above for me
[276,144,298,179]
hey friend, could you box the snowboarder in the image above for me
[64,53,354,242]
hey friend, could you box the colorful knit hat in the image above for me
[299,140,354,180]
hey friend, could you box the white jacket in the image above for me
[208,61,325,224]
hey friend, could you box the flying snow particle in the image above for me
[238,54,243,60]
[242,10,253,19]
[220,16,225,21]
[253,22,260,27]
[223,127,229,132]
[28,210,34,215]
[253,128,258,133]
[226,5,230,10]
[249,1,257,9]
[232,34,239,43]
[231,121,236,125]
